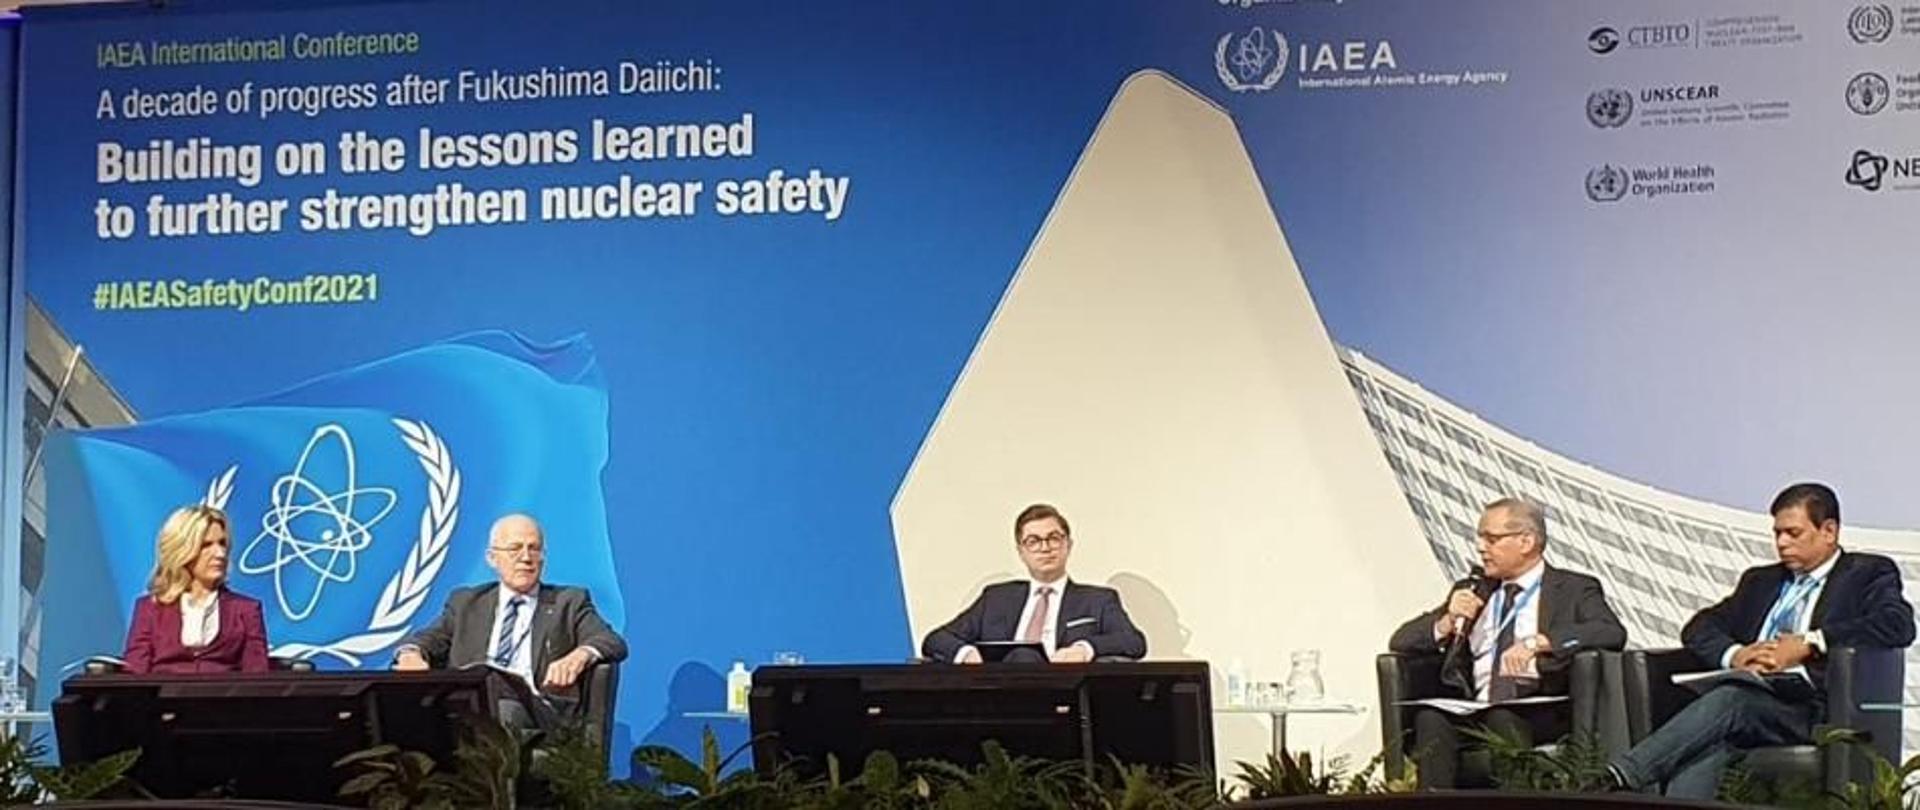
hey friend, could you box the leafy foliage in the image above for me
[0,733,145,802]
[1460,725,1612,792]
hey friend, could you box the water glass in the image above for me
[1259,681,1286,708]
[1285,649,1325,704]
[1246,681,1273,708]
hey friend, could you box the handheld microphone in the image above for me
[1451,565,1489,639]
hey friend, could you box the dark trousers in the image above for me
[1413,704,1569,789]
[1612,683,1815,799]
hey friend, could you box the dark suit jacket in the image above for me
[1389,564,1627,698]
[123,589,270,674]
[1682,550,1915,696]
[400,582,628,694]
[922,580,1146,662]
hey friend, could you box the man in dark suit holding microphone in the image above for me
[922,504,1146,664]
[1389,497,1628,788]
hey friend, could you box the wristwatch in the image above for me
[1522,635,1546,653]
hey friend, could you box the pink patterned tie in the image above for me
[1021,587,1053,643]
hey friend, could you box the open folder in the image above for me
[1670,668,1816,702]
[1393,695,1569,717]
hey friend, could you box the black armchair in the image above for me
[1377,650,1626,784]
[1622,646,1904,795]
[573,659,620,755]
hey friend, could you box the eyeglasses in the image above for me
[1475,529,1530,544]
[490,544,545,560]
[1018,532,1069,551]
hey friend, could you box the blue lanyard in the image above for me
[1761,575,1821,639]
[1475,578,1543,661]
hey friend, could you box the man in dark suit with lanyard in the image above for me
[1607,482,1916,798]
[922,503,1147,664]
[1389,497,1629,788]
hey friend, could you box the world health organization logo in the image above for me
[1216,26,1289,93]
[1849,4,1894,44]
[1847,72,1890,115]
[1846,149,1889,191]
[211,418,462,665]
[1586,164,1629,202]
[1587,88,1634,128]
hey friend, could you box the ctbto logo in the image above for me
[1589,22,1693,54]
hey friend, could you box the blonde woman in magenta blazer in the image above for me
[122,505,269,674]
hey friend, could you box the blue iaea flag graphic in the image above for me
[35,331,622,682]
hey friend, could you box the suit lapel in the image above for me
[1809,552,1846,630]
[994,582,1029,640]
[464,584,500,663]
[1750,566,1791,640]
[158,600,183,656]
[1536,567,1559,634]
[214,591,239,653]
[530,586,559,675]
[1052,583,1080,646]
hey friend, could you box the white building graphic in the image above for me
[1340,346,1920,752]
[892,70,1920,764]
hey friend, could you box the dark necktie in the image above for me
[493,596,526,667]
[1490,582,1524,701]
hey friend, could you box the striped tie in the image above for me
[494,596,526,667]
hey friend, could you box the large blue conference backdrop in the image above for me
[7,0,1917,761]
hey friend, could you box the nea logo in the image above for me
[1846,149,1920,191]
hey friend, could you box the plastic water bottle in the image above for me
[726,660,752,714]
[1226,658,1247,707]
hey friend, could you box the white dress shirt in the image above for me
[1470,559,1546,701]
[489,585,539,685]
[179,591,221,649]
[1013,577,1070,655]
[1720,550,1839,671]
[953,575,1091,662]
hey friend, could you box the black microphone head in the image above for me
[1466,565,1496,597]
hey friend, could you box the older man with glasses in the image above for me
[921,503,1147,664]
[394,513,627,728]
[1387,497,1628,789]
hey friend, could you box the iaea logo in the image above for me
[213,418,462,665]
[1847,72,1889,115]
[1849,4,1894,43]
[235,424,398,622]
[1586,88,1633,128]
[1216,27,1289,93]
[1585,165,1629,202]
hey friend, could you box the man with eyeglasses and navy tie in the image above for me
[1606,482,1915,798]
[1388,497,1628,789]
[922,504,1146,664]
[393,513,628,727]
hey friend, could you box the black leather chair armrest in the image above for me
[1378,652,1446,780]
[578,659,621,755]
[1622,647,1702,743]
[1822,646,1905,793]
